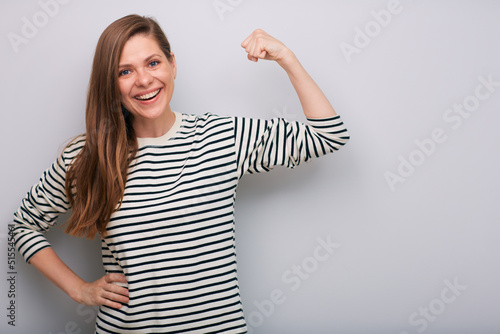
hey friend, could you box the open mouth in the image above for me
[135,88,161,101]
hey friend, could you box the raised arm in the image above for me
[241,29,337,119]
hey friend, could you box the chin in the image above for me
[133,104,169,120]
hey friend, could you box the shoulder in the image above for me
[61,134,86,162]
[180,112,235,132]
[182,111,232,123]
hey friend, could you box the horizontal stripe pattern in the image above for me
[13,137,82,262]
[13,112,349,333]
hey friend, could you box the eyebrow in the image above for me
[118,53,163,68]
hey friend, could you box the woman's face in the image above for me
[118,33,176,135]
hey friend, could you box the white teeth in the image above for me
[136,89,160,100]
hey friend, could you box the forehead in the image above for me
[119,34,164,64]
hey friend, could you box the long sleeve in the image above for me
[13,137,84,263]
[233,114,349,178]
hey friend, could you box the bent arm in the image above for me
[30,247,129,308]
[241,29,339,119]
[278,51,337,119]
[14,138,128,308]
[29,248,86,302]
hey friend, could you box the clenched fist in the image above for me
[241,29,295,66]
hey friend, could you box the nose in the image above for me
[136,69,153,87]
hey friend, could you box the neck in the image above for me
[133,109,176,138]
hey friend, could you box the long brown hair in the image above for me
[64,15,174,239]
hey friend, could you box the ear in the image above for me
[169,52,177,79]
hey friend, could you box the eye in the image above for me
[149,60,160,67]
[119,69,131,77]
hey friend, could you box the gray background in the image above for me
[1,0,499,333]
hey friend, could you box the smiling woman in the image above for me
[118,34,177,138]
[12,14,349,334]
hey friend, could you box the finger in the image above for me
[247,35,259,55]
[241,29,264,48]
[102,289,129,304]
[241,33,253,48]
[247,54,258,62]
[250,42,267,60]
[242,35,255,54]
[243,40,258,61]
[99,295,125,309]
[105,282,129,297]
[107,273,128,284]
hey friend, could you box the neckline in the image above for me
[136,111,182,147]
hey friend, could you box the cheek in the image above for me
[160,68,174,85]
[118,79,131,101]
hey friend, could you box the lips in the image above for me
[135,88,161,101]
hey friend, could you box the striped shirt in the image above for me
[13,112,349,333]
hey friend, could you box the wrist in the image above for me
[68,279,87,304]
[276,49,299,71]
